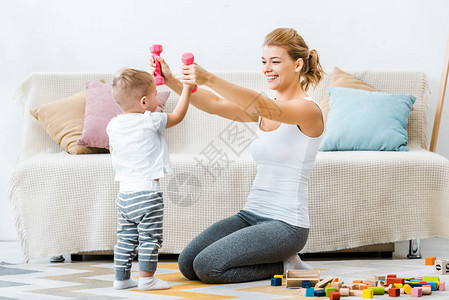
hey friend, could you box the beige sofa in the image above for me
[10,71,449,262]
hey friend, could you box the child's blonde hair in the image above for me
[264,28,324,92]
[112,68,155,110]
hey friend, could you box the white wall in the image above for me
[1,0,449,239]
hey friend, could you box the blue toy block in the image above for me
[302,280,311,288]
[408,282,424,287]
[315,290,326,297]
[305,287,315,297]
[428,282,437,291]
[271,277,282,286]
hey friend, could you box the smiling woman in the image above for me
[149,27,325,284]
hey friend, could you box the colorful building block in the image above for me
[435,260,449,274]
[305,287,315,297]
[329,291,341,300]
[387,278,404,286]
[425,256,436,265]
[403,284,412,294]
[315,290,326,297]
[428,282,437,291]
[389,288,400,297]
[439,281,445,291]
[271,277,282,286]
[325,287,336,296]
[423,275,440,282]
[362,288,374,298]
[273,274,283,284]
[301,280,311,288]
[411,287,422,297]
[367,287,385,295]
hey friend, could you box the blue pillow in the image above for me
[319,87,416,151]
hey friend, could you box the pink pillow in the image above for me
[77,81,170,149]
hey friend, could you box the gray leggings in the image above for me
[178,210,309,283]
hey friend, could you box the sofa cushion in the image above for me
[77,81,170,149]
[29,88,109,155]
[320,67,377,124]
[320,87,416,151]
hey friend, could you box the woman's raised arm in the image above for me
[151,56,258,122]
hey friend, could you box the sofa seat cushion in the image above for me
[306,148,449,252]
[10,149,449,260]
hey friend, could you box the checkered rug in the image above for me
[0,259,448,299]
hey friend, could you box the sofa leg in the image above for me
[71,254,83,261]
[407,239,422,259]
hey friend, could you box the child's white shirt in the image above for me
[107,111,173,184]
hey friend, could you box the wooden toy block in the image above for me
[271,277,282,286]
[428,282,437,291]
[286,270,320,289]
[353,280,363,283]
[298,288,306,296]
[368,287,385,295]
[349,290,363,296]
[411,287,422,297]
[330,282,342,291]
[342,283,357,290]
[339,287,349,296]
[439,281,445,291]
[365,280,377,287]
[305,287,315,297]
[315,276,334,288]
[389,288,400,297]
[273,274,283,284]
[362,289,374,298]
[393,283,403,289]
[329,291,341,300]
[314,289,326,297]
[403,284,412,294]
[387,274,397,278]
[425,256,436,265]
[361,285,370,290]
[375,275,386,281]
[435,259,449,274]
[325,287,336,297]
[421,285,432,295]
[302,280,311,288]
[332,277,339,282]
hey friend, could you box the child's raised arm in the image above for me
[165,84,193,128]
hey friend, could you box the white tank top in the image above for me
[242,97,324,228]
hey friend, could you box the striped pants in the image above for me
[114,190,164,281]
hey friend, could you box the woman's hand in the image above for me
[179,63,210,86]
[149,56,175,84]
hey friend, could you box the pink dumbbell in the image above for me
[182,52,198,93]
[150,44,164,86]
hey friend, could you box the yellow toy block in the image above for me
[362,288,374,298]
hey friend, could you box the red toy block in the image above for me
[329,291,341,300]
[387,274,397,278]
[386,278,404,286]
[389,288,400,297]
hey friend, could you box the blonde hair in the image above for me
[112,68,154,110]
[264,28,324,91]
